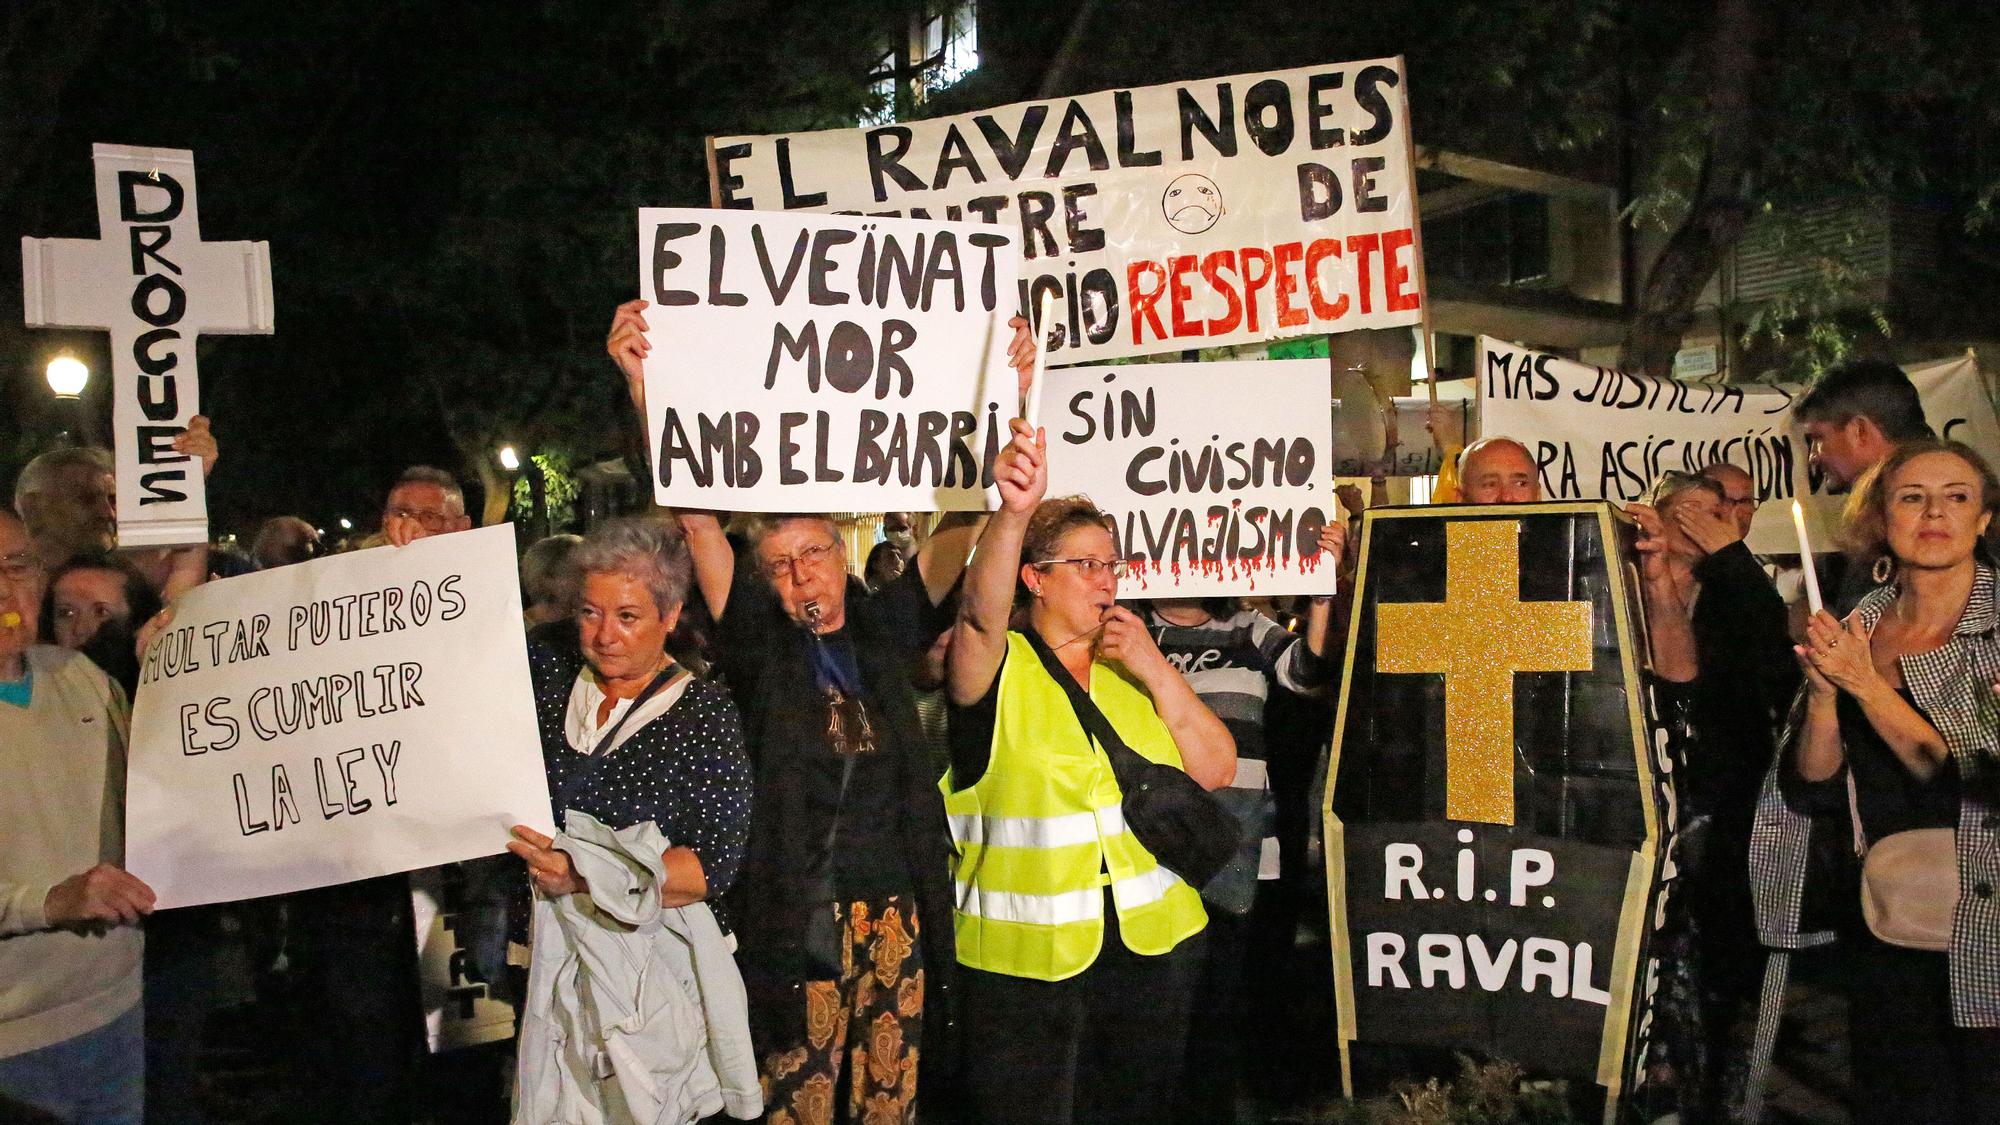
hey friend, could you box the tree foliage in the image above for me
[4,0,1995,524]
[962,0,2000,377]
[2,0,901,530]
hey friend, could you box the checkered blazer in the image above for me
[1750,561,2000,1026]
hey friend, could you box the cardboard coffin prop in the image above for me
[1324,502,1677,1123]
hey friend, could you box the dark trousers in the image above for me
[143,907,225,1125]
[1845,932,2000,1125]
[1178,906,1249,1125]
[958,907,1204,1125]
[288,874,424,1125]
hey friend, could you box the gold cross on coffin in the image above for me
[1375,519,1594,826]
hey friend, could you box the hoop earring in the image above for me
[1872,554,1895,585]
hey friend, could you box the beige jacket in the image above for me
[0,646,142,1057]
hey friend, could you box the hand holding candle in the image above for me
[1791,500,1824,614]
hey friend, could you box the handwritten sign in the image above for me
[1479,339,2000,553]
[22,145,274,547]
[126,525,553,908]
[710,57,1422,364]
[638,208,1018,512]
[1043,359,1335,597]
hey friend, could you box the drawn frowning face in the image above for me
[1162,174,1224,235]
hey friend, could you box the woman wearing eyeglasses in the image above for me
[606,297,1042,1125]
[945,419,1235,1125]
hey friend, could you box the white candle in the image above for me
[1791,500,1824,615]
[1024,290,1054,426]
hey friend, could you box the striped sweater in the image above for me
[1143,608,1329,913]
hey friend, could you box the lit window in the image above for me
[861,48,898,125]
[919,1,978,96]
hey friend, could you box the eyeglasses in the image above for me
[1034,556,1131,579]
[764,541,839,582]
[386,507,457,531]
[0,553,38,584]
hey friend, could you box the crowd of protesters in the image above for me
[3,310,1998,1125]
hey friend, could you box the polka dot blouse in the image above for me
[528,642,754,897]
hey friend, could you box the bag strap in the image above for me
[1020,627,1144,788]
[591,664,685,758]
[559,663,686,810]
[810,632,865,880]
[1846,769,1869,859]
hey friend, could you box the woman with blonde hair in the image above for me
[1759,438,2000,1124]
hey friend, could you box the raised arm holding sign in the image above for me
[606,262,1039,623]
[21,145,274,549]
[633,208,1025,515]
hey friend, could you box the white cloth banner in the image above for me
[638,207,1018,512]
[1043,359,1337,597]
[710,57,1422,364]
[1477,338,2000,554]
[126,525,554,908]
[22,144,274,548]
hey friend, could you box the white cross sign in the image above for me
[22,144,274,548]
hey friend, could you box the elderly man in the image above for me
[0,507,157,1124]
[1456,436,1541,504]
[1698,462,1758,539]
[285,464,476,1124]
[380,465,473,546]
[12,447,115,569]
[14,419,219,599]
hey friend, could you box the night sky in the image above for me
[1,0,891,536]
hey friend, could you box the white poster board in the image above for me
[710,57,1422,364]
[126,525,554,908]
[22,144,275,547]
[1043,359,1337,597]
[638,208,1018,512]
[1477,338,2000,553]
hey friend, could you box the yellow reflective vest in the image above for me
[943,632,1207,981]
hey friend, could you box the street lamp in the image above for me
[45,354,89,399]
[497,443,550,538]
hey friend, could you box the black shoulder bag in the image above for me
[1021,629,1239,888]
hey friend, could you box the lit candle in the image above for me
[1791,500,1824,615]
[1023,290,1054,427]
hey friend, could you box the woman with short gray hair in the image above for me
[510,516,746,900]
[506,516,759,1116]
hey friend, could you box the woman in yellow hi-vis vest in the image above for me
[943,417,1237,1125]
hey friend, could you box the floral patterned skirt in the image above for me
[761,896,925,1125]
